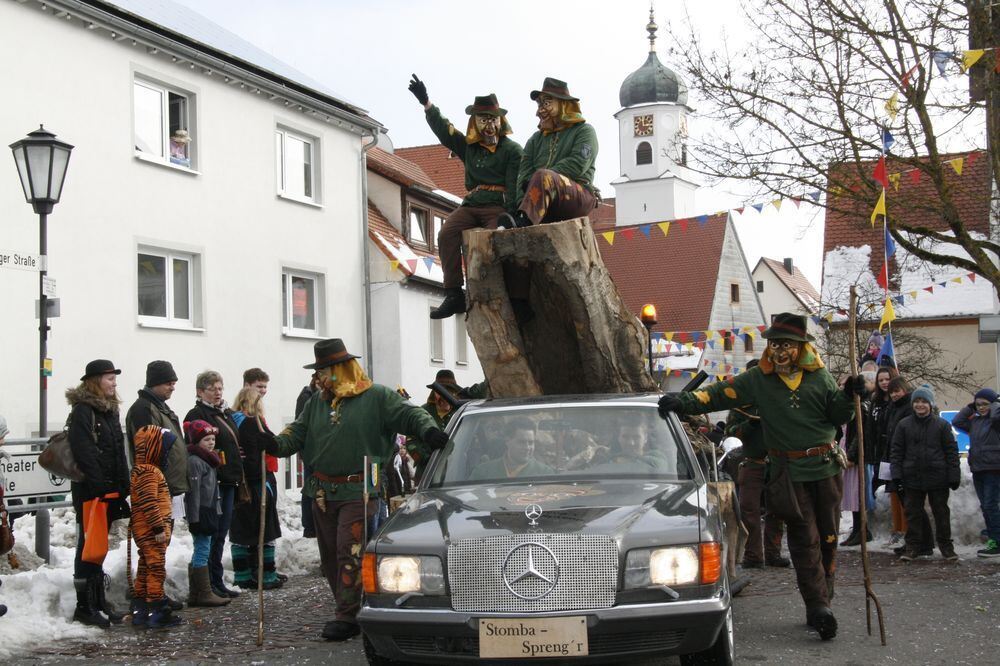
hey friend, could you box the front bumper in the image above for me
[360,591,730,664]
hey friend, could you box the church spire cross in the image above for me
[646,3,657,53]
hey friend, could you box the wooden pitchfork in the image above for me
[849,285,887,645]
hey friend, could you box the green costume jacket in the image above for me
[425,105,523,214]
[468,457,554,481]
[517,122,598,201]
[677,367,854,482]
[273,384,437,501]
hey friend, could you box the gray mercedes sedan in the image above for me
[359,394,733,665]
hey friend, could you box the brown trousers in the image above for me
[312,498,374,623]
[518,169,596,225]
[785,473,843,611]
[437,204,505,289]
[737,462,784,563]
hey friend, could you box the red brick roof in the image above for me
[367,200,437,278]
[757,257,821,309]
[823,150,991,279]
[598,214,729,333]
[591,197,617,230]
[367,147,437,190]
[395,144,469,198]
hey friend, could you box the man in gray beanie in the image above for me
[125,361,189,610]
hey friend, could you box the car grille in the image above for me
[393,630,686,656]
[448,533,618,613]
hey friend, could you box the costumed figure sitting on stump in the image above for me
[658,313,858,641]
[407,75,524,320]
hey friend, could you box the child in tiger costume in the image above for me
[130,425,183,628]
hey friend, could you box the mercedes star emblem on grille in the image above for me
[502,542,560,600]
[524,504,543,526]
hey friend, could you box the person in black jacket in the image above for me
[890,385,960,561]
[66,360,131,627]
[841,390,877,546]
[951,387,1000,558]
[184,371,243,599]
[881,375,931,552]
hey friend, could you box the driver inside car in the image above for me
[469,417,554,480]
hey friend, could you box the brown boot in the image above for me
[188,565,230,607]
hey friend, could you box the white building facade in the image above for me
[1,0,382,493]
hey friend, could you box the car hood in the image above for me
[374,479,706,554]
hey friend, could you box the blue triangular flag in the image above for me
[697,215,709,225]
[885,226,896,257]
[881,128,895,153]
[892,295,905,306]
[423,257,435,270]
[938,281,947,288]
[932,51,953,76]
[639,224,652,238]
[876,332,896,367]
[751,203,764,213]
[807,191,822,202]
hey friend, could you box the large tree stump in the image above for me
[463,217,657,398]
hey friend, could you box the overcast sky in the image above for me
[171,0,825,287]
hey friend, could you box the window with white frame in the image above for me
[455,314,469,365]
[432,214,446,247]
[276,127,317,201]
[133,77,195,167]
[282,269,323,335]
[137,249,197,325]
[430,306,444,362]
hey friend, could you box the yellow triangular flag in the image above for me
[772,199,782,211]
[962,49,985,72]
[888,173,901,191]
[951,276,963,284]
[658,222,671,237]
[602,231,615,245]
[870,189,886,226]
[949,157,964,175]
[664,332,675,342]
[390,260,399,271]
[879,297,896,332]
[824,312,834,323]
[908,290,918,299]
[884,91,899,121]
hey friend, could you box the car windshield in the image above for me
[427,404,695,487]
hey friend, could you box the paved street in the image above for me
[15,549,1000,665]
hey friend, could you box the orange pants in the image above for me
[890,491,908,532]
[134,524,171,602]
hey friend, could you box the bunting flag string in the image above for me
[817,271,982,321]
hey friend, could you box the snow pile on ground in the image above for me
[0,491,319,659]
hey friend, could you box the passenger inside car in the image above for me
[468,417,555,480]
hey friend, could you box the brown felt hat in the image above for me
[465,94,507,116]
[304,338,360,370]
[761,313,814,342]
[530,77,579,102]
[427,369,459,390]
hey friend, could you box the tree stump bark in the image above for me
[463,217,657,398]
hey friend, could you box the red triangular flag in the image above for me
[876,259,889,290]
[621,228,635,241]
[967,152,978,167]
[678,219,689,232]
[909,169,922,184]
[901,63,919,89]
[873,156,889,189]
[405,259,418,272]
[968,272,977,282]
[923,285,934,293]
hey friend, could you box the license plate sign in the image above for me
[479,616,588,659]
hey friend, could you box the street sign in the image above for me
[0,251,46,271]
[35,298,60,318]
[939,410,970,455]
[1,450,72,499]
[42,275,57,297]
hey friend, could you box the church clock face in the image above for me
[633,114,654,137]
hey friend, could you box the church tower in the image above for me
[611,6,699,225]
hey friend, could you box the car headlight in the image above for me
[373,555,445,595]
[625,544,719,588]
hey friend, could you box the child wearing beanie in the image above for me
[183,420,231,607]
[952,387,1000,557]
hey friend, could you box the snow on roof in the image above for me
[653,339,702,372]
[433,189,463,206]
[103,0,365,113]
[821,230,995,319]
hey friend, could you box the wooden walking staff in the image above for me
[849,285,887,645]
[256,416,267,647]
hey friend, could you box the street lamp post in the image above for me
[640,303,658,379]
[10,125,73,438]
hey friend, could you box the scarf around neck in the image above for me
[187,443,222,468]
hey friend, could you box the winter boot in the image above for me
[977,538,1000,558]
[96,574,126,624]
[765,555,791,567]
[939,544,959,561]
[188,566,230,607]
[806,607,838,640]
[430,288,466,320]
[321,620,360,641]
[839,529,861,547]
[0,604,7,617]
[72,577,110,627]
[146,599,183,629]
[130,599,149,628]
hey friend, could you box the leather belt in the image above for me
[312,471,363,484]
[471,184,506,192]
[742,456,768,465]
[769,443,834,460]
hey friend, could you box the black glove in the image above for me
[843,375,866,398]
[263,437,280,456]
[425,428,450,451]
[949,481,960,491]
[408,74,428,105]
[658,393,683,419]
